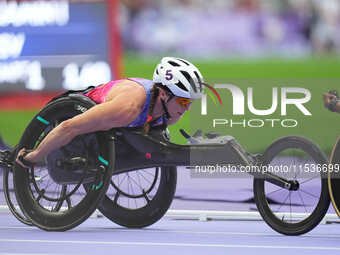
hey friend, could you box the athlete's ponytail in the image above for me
[143,84,160,134]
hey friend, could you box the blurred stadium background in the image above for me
[0,0,340,155]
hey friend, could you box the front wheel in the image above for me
[254,136,330,235]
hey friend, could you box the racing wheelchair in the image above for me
[0,92,330,235]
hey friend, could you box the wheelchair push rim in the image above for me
[13,97,115,231]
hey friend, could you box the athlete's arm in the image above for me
[17,84,146,165]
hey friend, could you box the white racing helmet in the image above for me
[153,57,204,99]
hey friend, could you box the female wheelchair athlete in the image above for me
[0,92,330,235]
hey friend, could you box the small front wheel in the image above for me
[254,136,330,235]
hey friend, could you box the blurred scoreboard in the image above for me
[0,0,118,93]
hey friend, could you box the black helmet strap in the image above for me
[161,98,171,120]
[155,83,175,122]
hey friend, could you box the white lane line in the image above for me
[0,254,68,255]
[0,227,32,230]
[0,239,340,250]
[106,228,340,237]
[134,229,340,238]
[76,228,340,239]
[1,226,340,238]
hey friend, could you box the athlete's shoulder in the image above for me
[104,78,146,103]
[128,77,152,82]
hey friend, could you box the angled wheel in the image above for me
[254,136,330,235]
[3,167,33,226]
[98,166,177,228]
[328,135,340,217]
[13,96,115,231]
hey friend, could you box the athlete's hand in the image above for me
[16,148,36,168]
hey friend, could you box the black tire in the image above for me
[3,168,33,226]
[13,97,115,231]
[98,166,177,228]
[254,136,330,235]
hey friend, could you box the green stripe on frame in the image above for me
[91,180,103,191]
[98,156,109,166]
[95,180,103,190]
[36,116,50,125]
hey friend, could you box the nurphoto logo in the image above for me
[201,84,312,128]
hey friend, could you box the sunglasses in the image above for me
[176,97,193,107]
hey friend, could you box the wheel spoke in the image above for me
[139,172,153,185]
[274,191,290,213]
[118,174,128,187]
[298,189,319,199]
[127,174,144,191]
[266,187,285,196]
[140,169,157,177]
[297,190,308,214]
[300,175,319,185]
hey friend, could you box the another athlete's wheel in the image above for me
[98,166,177,228]
[328,135,340,217]
[254,136,330,235]
[13,96,115,231]
[3,168,33,226]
